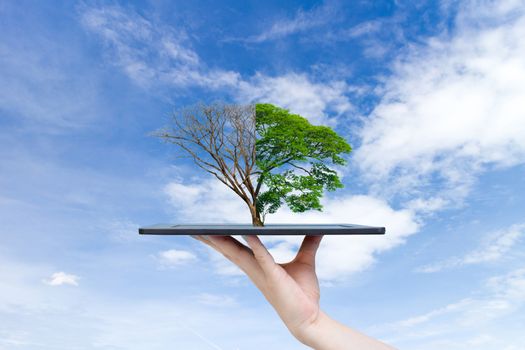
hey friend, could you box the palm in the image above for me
[275,259,321,330]
[251,237,323,334]
[280,260,320,306]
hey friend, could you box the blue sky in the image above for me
[1,0,525,349]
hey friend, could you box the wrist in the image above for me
[293,310,396,350]
[293,310,334,348]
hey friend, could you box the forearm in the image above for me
[297,311,396,350]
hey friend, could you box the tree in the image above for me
[155,102,351,226]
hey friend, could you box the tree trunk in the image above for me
[252,215,264,227]
[249,204,264,227]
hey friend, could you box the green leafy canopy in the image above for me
[255,103,352,221]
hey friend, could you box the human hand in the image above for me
[193,234,323,342]
[192,234,396,350]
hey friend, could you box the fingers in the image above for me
[192,235,263,278]
[295,235,323,266]
[242,235,277,276]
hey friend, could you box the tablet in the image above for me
[138,224,385,236]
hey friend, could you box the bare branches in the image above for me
[154,102,258,209]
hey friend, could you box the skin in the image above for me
[192,234,396,350]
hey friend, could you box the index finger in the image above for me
[193,235,263,278]
[242,235,278,276]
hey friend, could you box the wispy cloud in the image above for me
[245,1,339,42]
[195,293,237,307]
[80,4,352,126]
[302,10,410,60]
[398,269,525,349]
[342,20,383,38]
[43,271,79,286]
[104,219,146,242]
[374,267,525,349]
[416,223,525,273]
[80,5,240,90]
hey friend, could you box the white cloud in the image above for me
[417,223,525,273]
[164,179,250,224]
[43,272,79,286]
[164,176,419,281]
[266,195,419,281]
[404,197,448,214]
[355,0,525,207]
[238,72,352,125]
[156,249,197,267]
